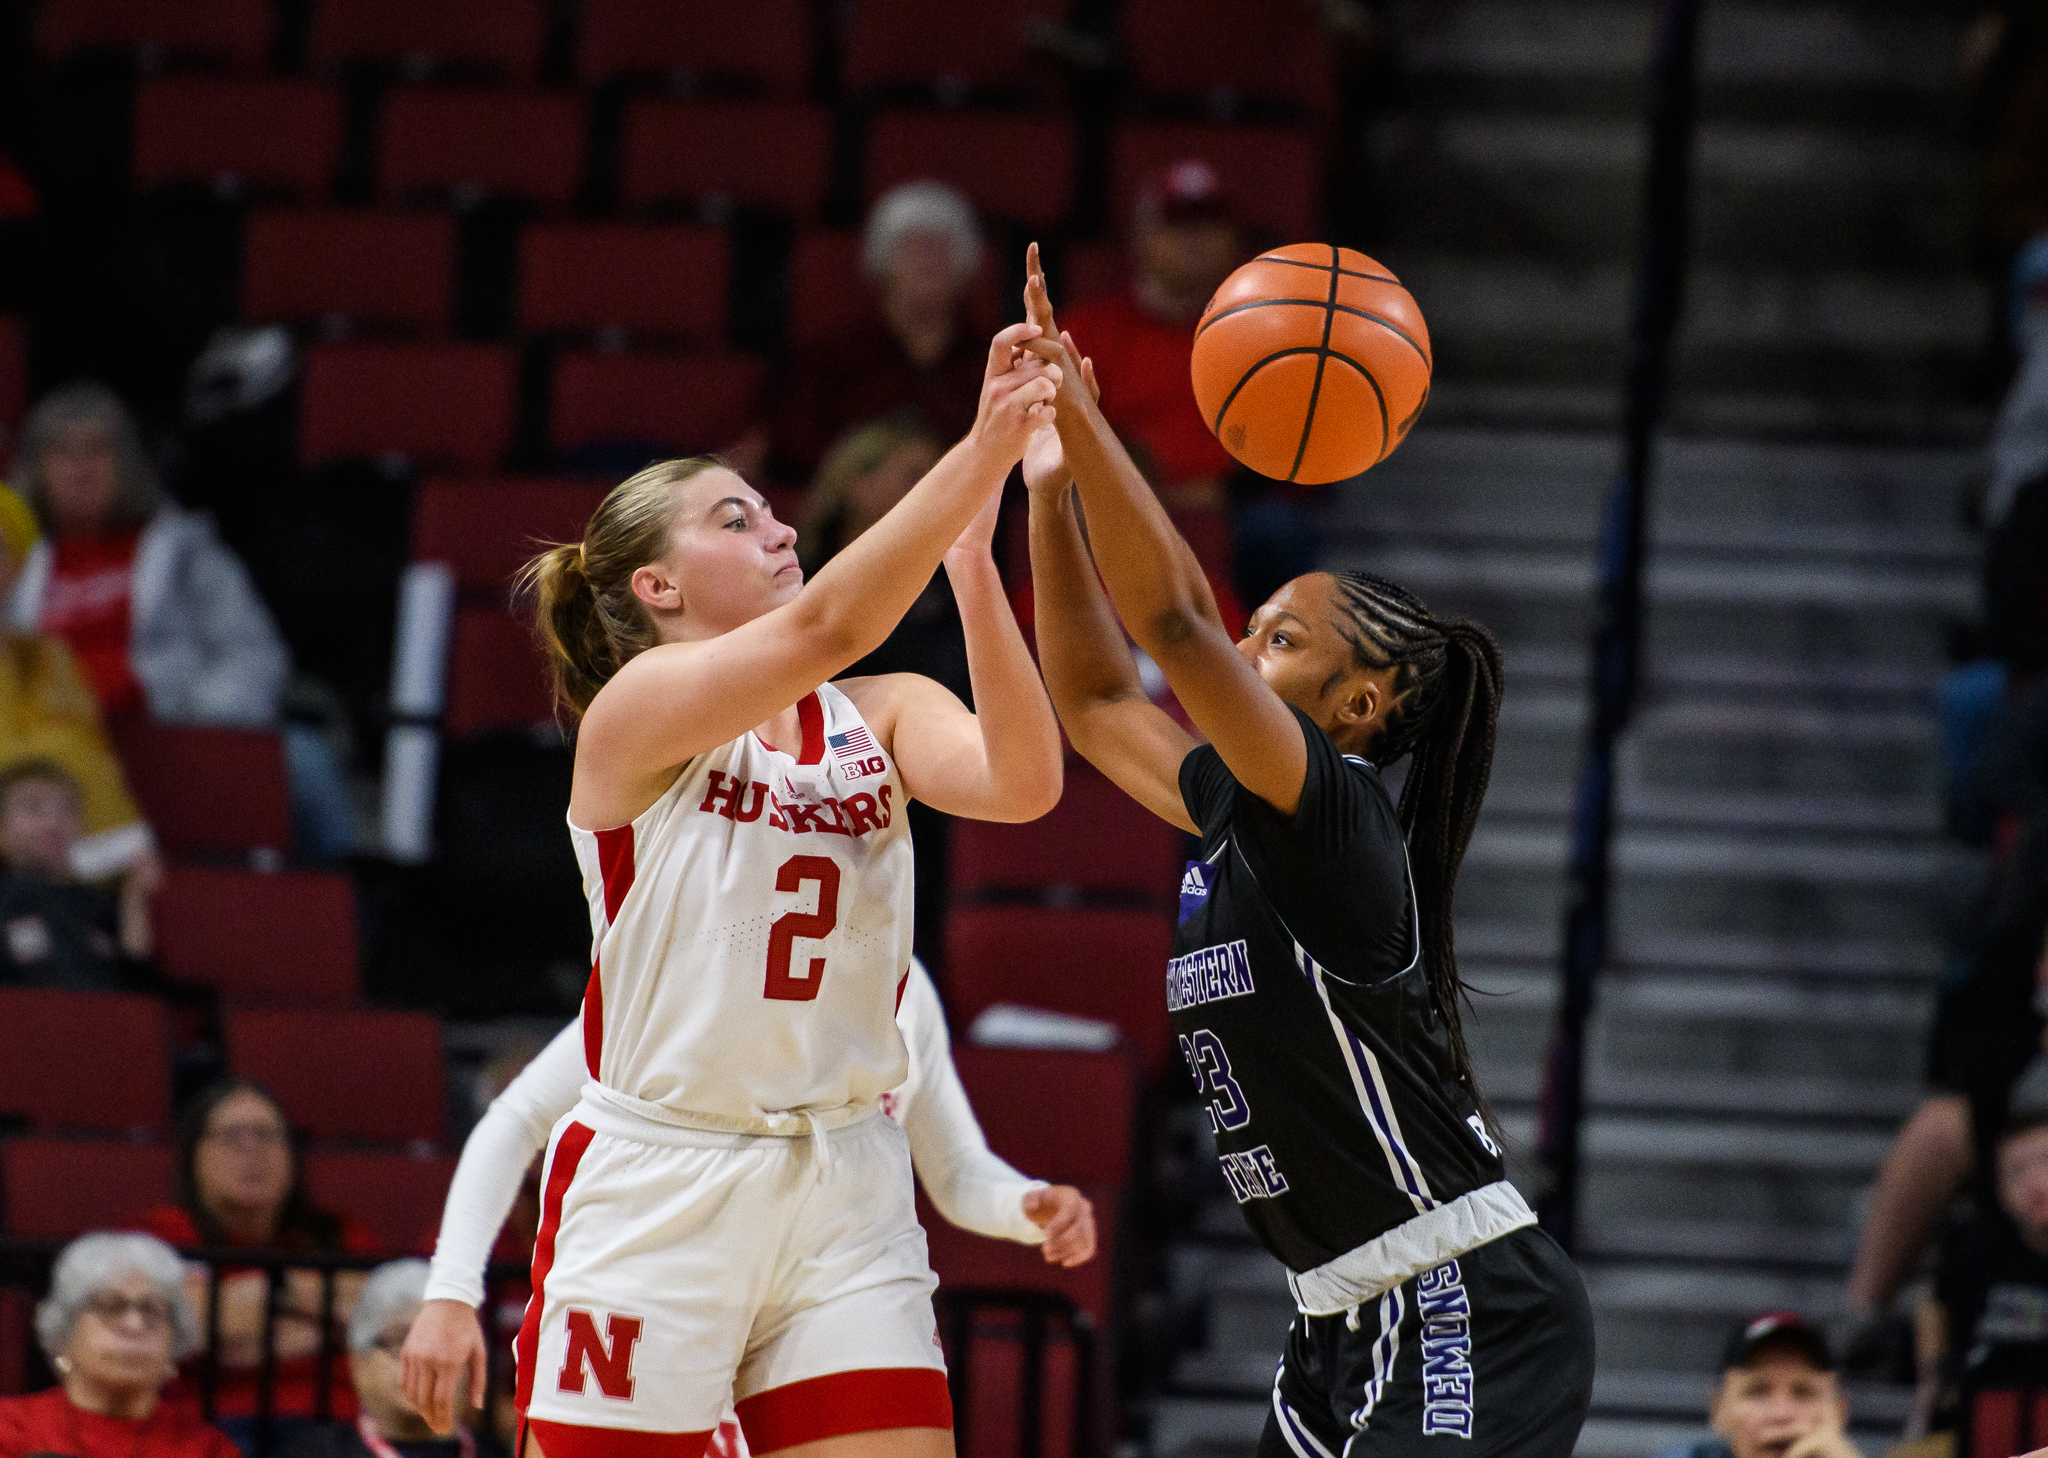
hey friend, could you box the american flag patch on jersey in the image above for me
[827,726,877,769]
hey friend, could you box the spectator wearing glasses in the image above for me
[139,1081,376,1453]
[1653,1314,1862,1458]
[0,1231,237,1458]
[281,1262,485,1458]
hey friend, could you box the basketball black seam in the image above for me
[1285,245,1342,483]
[1254,253,1399,284]
[1342,354,1392,464]
[1209,346,1327,442]
[1195,297,1432,367]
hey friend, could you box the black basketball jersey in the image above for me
[1173,707,1506,1273]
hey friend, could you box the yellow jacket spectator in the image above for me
[0,483,152,877]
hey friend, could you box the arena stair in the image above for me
[1143,0,1987,1450]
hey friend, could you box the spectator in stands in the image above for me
[281,1261,482,1458]
[0,484,157,879]
[141,1080,374,1453]
[1920,1055,2048,1449]
[0,759,157,985]
[8,382,355,860]
[1652,1314,1863,1458]
[0,1231,237,1458]
[769,182,988,482]
[798,414,963,695]
[1061,159,1315,608]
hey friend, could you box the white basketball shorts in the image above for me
[513,1103,950,1458]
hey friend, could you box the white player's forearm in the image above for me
[922,1148,1048,1246]
[424,1023,584,1306]
[942,549,1062,821]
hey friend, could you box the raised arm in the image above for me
[846,475,1063,823]
[574,326,1058,801]
[1021,244,1311,815]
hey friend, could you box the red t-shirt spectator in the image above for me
[0,1386,239,1458]
[1062,290,1238,490]
[139,1205,380,1421]
[39,533,145,717]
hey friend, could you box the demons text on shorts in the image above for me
[1417,1261,1474,1439]
[698,769,894,837]
[1166,938,1256,1012]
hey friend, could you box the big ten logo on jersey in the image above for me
[1416,1260,1475,1438]
[698,769,894,838]
[827,725,887,779]
[557,1309,643,1402]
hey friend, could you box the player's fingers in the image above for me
[987,321,1042,373]
[1081,355,1100,402]
[468,1343,488,1411]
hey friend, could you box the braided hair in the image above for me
[1327,571,1504,1113]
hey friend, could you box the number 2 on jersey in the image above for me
[1180,1029,1251,1132]
[765,855,840,1001]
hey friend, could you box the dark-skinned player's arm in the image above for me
[1020,242,1312,817]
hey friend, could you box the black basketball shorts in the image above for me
[1258,1224,1595,1458]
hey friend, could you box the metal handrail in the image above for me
[1534,0,1705,1251]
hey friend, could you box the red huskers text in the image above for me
[698,770,894,837]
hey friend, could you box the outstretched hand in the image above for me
[1019,243,1100,497]
[968,320,1062,469]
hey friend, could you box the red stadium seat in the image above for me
[376,88,586,209]
[866,111,1076,230]
[37,0,273,67]
[1110,121,1321,241]
[786,230,865,347]
[0,318,23,451]
[844,0,1063,98]
[550,352,765,459]
[299,341,517,471]
[576,0,814,94]
[620,100,834,220]
[953,1045,1137,1189]
[944,907,1175,1083]
[519,223,729,342]
[111,722,290,860]
[310,0,545,82]
[1121,0,1334,114]
[302,1150,454,1253]
[225,1007,447,1147]
[410,478,609,595]
[941,1308,1089,1458]
[155,867,359,1003]
[443,608,553,736]
[0,991,172,1139]
[131,76,343,197]
[243,208,456,334]
[0,1138,175,1237]
[950,763,1183,906]
[921,1186,1120,1324]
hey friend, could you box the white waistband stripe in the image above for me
[1286,1180,1537,1317]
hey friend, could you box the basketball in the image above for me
[1190,244,1432,485]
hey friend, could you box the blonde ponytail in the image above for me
[516,457,724,717]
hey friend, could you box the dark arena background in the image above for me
[0,1,2038,1456]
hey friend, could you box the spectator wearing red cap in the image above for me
[1063,160,1322,610]
[1651,1314,1862,1458]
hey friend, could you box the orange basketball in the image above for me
[1190,243,1432,485]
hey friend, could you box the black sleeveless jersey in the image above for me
[1172,707,1505,1273]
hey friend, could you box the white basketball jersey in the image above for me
[569,683,915,1126]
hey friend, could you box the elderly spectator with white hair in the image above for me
[278,1262,479,1458]
[770,181,993,481]
[0,1232,238,1458]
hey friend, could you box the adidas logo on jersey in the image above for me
[1178,861,1211,925]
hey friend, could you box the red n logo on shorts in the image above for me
[557,1310,642,1400]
